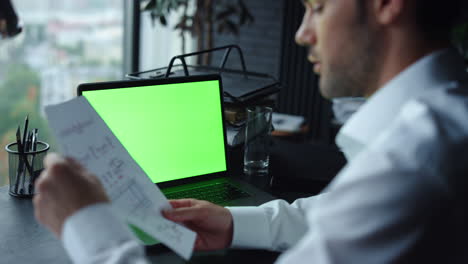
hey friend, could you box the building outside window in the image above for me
[0,0,123,186]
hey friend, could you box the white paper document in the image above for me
[45,96,196,260]
[272,112,305,132]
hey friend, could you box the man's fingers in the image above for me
[44,153,83,171]
[40,153,77,191]
[43,153,88,180]
[64,156,85,171]
[168,199,196,209]
[43,153,65,168]
[194,238,204,250]
[164,199,199,222]
[163,206,205,222]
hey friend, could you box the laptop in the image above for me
[77,75,275,209]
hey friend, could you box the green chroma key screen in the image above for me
[83,80,227,183]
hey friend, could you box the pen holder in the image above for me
[5,141,49,198]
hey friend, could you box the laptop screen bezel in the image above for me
[77,74,231,188]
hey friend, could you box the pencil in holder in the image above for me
[5,141,49,198]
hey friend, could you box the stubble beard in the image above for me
[319,25,380,99]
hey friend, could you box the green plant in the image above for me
[141,0,254,64]
[453,22,468,61]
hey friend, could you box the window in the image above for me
[0,0,124,186]
[139,5,196,72]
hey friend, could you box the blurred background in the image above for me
[0,0,123,186]
[1,0,466,187]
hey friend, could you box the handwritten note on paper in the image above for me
[45,96,196,260]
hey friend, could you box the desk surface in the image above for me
[0,185,279,263]
[0,139,343,263]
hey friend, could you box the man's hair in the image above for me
[414,0,464,40]
[357,0,465,40]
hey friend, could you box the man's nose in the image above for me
[295,11,316,47]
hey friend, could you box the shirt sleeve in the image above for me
[62,203,149,264]
[227,196,318,251]
[275,101,458,263]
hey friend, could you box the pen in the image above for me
[18,115,29,194]
[19,130,31,195]
[21,131,33,194]
[29,128,41,194]
[22,115,29,150]
[14,126,23,194]
[16,126,33,183]
[29,129,39,194]
[25,130,32,152]
[31,129,38,151]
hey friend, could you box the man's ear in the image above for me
[373,0,405,25]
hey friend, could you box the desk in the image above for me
[0,186,279,263]
[227,138,346,202]
[0,140,344,263]
[0,186,70,263]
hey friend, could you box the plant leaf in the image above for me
[224,20,239,35]
[238,0,254,25]
[217,23,224,34]
[150,12,157,26]
[141,0,156,11]
[160,15,167,26]
[216,6,236,21]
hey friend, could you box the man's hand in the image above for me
[33,153,109,238]
[163,199,233,251]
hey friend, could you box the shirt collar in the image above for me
[335,48,467,160]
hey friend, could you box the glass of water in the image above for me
[243,106,273,176]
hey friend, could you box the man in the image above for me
[34,0,468,263]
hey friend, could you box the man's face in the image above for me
[296,0,380,98]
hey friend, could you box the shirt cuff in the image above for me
[62,203,136,263]
[226,206,271,249]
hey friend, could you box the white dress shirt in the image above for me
[62,48,468,263]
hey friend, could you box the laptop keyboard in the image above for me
[164,182,251,205]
